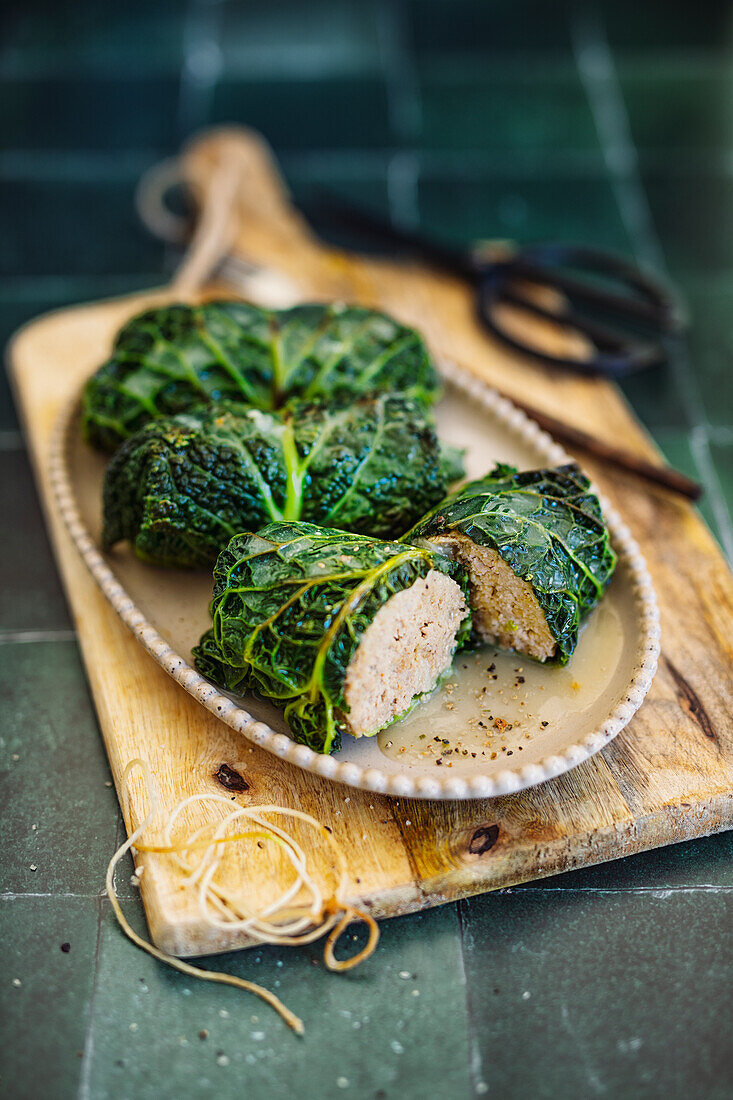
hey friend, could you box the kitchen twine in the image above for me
[110,149,381,1033]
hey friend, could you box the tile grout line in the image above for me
[282,146,613,176]
[13,47,726,84]
[0,149,173,180]
[5,144,703,185]
[376,0,422,144]
[0,892,106,900]
[2,885,732,901]
[77,894,105,1100]
[163,0,225,287]
[689,424,733,560]
[0,273,164,297]
[572,12,686,289]
[493,884,733,894]
[377,0,422,228]
[284,147,625,190]
[456,899,487,1098]
[572,6,733,560]
[571,7,703,418]
[177,0,225,144]
[387,152,421,229]
[0,629,77,645]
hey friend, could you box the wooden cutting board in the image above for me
[8,127,733,958]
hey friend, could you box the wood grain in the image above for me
[8,127,733,957]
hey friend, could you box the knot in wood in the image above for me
[214,763,249,792]
[468,824,500,855]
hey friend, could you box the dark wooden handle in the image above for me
[504,395,702,501]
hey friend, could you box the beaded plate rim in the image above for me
[50,358,660,800]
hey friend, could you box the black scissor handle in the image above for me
[301,193,685,377]
[475,243,685,377]
[477,279,663,377]
[499,243,685,331]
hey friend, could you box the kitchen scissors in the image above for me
[311,198,686,379]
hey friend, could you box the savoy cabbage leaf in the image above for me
[405,462,617,664]
[192,521,470,754]
[82,300,441,451]
[102,395,463,568]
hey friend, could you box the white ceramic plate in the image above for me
[51,361,660,799]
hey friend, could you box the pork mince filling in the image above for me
[430,533,557,661]
[342,569,468,737]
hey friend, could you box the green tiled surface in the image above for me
[460,891,733,1098]
[1,77,182,152]
[603,0,733,55]
[86,903,471,1100]
[0,450,73,630]
[620,62,733,153]
[681,274,733,427]
[617,358,691,432]
[0,897,100,1100]
[218,1,383,77]
[0,276,164,431]
[0,641,118,894]
[416,64,603,160]
[710,438,733,519]
[405,0,575,58]
[0,175,166,277]
[1,1,187,74]
[643,170,733,273]
[211,77,393,151]
[654,429,726,551]
[417,174,634,252]
[1,0,731,1097]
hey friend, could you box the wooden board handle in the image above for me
[183,127,318,255]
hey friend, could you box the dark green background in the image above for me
[1,2,731,1097]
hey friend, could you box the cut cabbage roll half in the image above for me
[405,462,617,665]
[193,522,471,754]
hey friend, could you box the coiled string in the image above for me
[108,758,379,1034]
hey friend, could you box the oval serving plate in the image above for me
[51,360,660,800]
